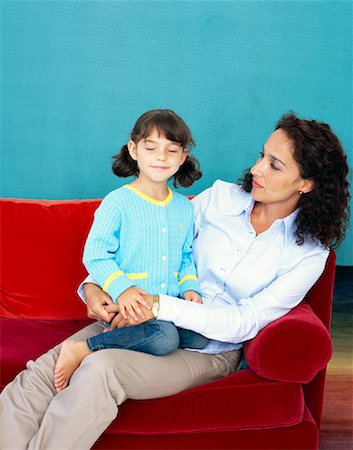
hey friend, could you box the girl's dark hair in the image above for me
[112,109,201,188]
[240,113,350,248]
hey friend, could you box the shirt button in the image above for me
[161,227,167,233]
[161,255,167,261]
[160,283,166,288]
[220,267,226,272]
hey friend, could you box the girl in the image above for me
[54,109,209,391]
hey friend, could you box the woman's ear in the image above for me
[300,178,315,194]
[127,141,137,161]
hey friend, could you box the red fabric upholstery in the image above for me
[0,198,100,319]
[244,302,332,383]
[0,318,92,390]
[0,198,335,449]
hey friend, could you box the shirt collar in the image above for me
[226,188,299,245]
[225,189,254,217]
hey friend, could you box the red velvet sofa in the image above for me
[0,198,335,449]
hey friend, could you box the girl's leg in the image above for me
[87,320,180,355]
[54,320,180,391]
[29,347,242,449]
[177,327,211,349]
[0,322,103,450]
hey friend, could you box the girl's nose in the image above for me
[156,150,166,161]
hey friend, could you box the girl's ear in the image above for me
[181,149,188,165]
[127,141,137,161]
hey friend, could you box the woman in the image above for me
[0,113,350,449]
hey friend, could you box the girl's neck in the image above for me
[130,178,169,201]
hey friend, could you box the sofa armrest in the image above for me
[243,301,332,383]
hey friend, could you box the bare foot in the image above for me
[54,340,91,392]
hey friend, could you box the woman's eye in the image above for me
[146,147,156,151]
[271,163,280,171]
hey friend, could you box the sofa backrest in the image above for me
[0,198,101,319]
[0,198,336,324]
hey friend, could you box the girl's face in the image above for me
[250,129,314,212]
[128,128,187,184]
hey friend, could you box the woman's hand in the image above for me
[83,282,118,323]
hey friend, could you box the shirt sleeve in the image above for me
[82,196,134,303]
[177,206,202,296]
[77,275,96,304]
[158,248,329,344]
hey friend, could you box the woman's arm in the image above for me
[157,249,329,344]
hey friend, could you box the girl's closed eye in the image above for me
[168,146,180,153]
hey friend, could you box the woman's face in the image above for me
[250,129,313,211]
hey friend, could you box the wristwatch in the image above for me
[152,295,160,318]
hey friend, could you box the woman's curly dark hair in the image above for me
[112,109,202,188]
[240,113,350,248]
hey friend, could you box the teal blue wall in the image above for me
[1,1,352,265]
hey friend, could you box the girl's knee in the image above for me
[151,322,180,356]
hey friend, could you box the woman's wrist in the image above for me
[151,294,160,318]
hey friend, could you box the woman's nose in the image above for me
[251,157,263,176]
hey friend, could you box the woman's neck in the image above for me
[251,202,296,235]
[130,178,169,201]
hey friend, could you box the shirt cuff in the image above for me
[77,274,96,304]
[158,294,179,321]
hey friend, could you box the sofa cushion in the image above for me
[106,369,304,434]
[243,301,332,383]
[1,316,305,432]
[0,318,92,389]
[0,198,101,319]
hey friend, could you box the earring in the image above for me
[299,191,303,195]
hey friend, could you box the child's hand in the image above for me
[183,290,202,303]
[118,286,151,321]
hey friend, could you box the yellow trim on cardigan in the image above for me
[126,272,148,280]
[103,271,148,291]
[178,274,198,285]
[123,185,173,206]
[103,271,124,291]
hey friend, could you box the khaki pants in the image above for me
[0,322,242,450]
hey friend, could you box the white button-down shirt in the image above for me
[158,180,329,354]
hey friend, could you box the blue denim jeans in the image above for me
[86,320,210,356]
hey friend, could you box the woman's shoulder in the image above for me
[208,179,250,206]
[191,180,251,216]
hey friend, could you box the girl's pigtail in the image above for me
[112,144,138,178]
[174,155,202,188]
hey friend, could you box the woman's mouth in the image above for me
[252,180,263,189]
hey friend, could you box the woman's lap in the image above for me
[0,321,241,449]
